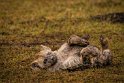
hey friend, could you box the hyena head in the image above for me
[31,45,57,70]
[43,52,57,68]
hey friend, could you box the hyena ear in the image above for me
[40,45,51,51]
[35,45,51,58]
[82,34,90,40]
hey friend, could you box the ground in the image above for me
[0,0,124,83]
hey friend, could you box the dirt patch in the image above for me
[0,41,48,47]
[93,1,121,8]
[91,12,124,23]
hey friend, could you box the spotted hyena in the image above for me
[31,35,112,71]
[31,35,89,71]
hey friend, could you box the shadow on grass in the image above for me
[91,12,124,23]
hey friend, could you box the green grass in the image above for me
[0,0,124,83]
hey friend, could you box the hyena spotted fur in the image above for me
[80,35,112,67]
[31,35,112,71]
[31,35,89,71]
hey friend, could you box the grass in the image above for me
[0,0,124,83]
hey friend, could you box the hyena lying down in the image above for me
[31,35,112,71]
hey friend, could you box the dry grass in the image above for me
[0,0,124,83]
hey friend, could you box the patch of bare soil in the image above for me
[91,12,124,23]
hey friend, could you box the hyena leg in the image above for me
[90,57,98,67]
